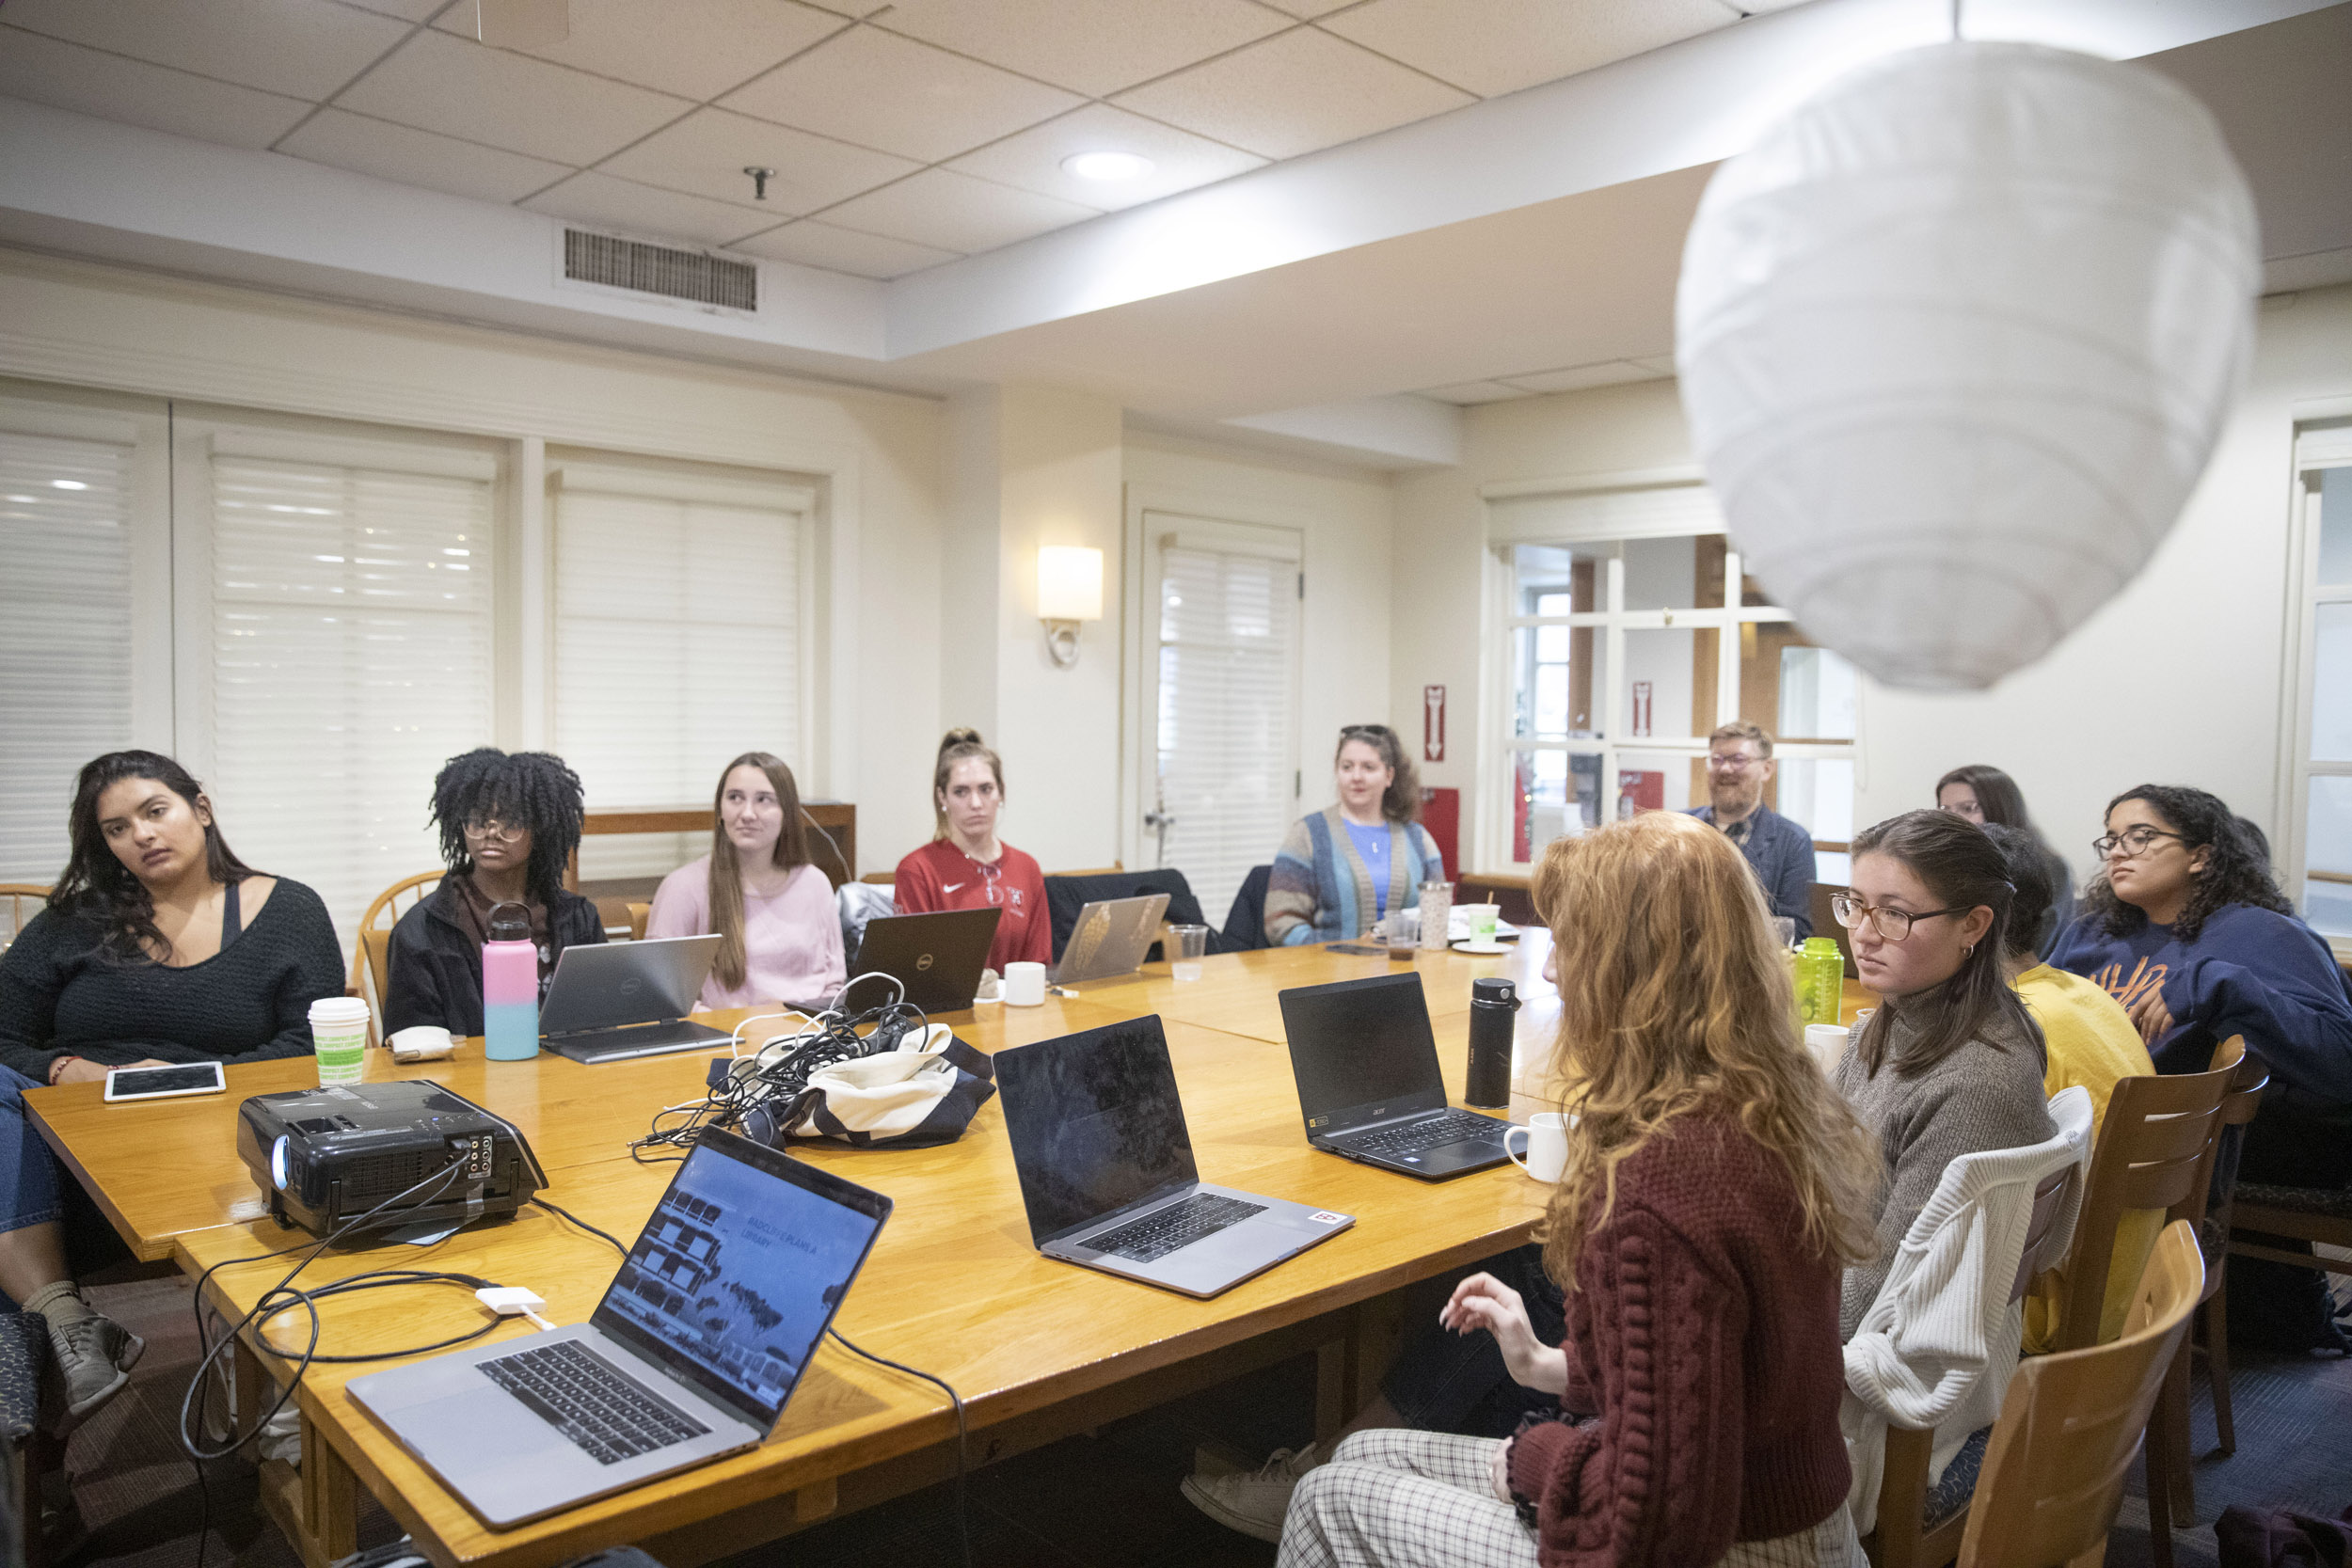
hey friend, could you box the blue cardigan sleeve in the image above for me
[2160,909,2352,1105]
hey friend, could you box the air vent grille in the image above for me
[564,230,755,311]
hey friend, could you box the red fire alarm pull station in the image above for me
[1423,684,1445,762]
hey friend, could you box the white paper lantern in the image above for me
[1676,42,2260,689]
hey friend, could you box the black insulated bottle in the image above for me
[1465,976,1518,1109]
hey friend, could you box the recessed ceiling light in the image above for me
[1061,150,1153,183]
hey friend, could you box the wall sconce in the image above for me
[1037,546,1104,668]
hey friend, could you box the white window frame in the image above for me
[1476,471,1861,873]
[2277,416,2352,960]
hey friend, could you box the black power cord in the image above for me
[531,1196,628,1258]
[827,1329,970,1568]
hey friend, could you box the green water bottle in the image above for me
[1799,937,1844,1027]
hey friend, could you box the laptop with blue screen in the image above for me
[347,1130,888,1528]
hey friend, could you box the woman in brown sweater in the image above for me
[1279,812,1880,1568]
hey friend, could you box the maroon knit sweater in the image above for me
[1504,1111,1851,1567]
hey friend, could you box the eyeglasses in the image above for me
[1830,892,1972,942]
[1707,752,1762,773]
[2091,826,2185,860]
[461,816,526,842]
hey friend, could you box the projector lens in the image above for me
[270,1135,290,1191]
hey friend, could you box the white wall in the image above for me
[0,247,948,875]
[1393,284,2352,883]
[1122,433,1396,871]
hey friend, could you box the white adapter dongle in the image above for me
[475,1286,555,1332]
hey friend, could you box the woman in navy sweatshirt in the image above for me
[2049,784,2352,1349]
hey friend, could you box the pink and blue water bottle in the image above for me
[483,901,539,1061]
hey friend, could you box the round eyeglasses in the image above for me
[1829,892,1970,942]
[2091,826,2185,860]
[461,816,527,842]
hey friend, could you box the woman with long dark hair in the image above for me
[2050,784,2352,1350]
[1831,809,2055,1335]
[0,751,342,1422]
[1934,764,2074,954]
[383,748,604,1037]
[646,752,843,1008]
[1264,724,1446,946]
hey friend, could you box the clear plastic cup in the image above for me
[1170,924,1209,982]
[309,996,370,1085]
[1468,904,1499,945]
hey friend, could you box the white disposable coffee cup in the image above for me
[1504,1112,1573,1183]
[1003,961,1046,1007]
[309,996,371,1085]
[1804,1023,1851,1076]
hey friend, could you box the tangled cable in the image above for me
[630,972,930,1162]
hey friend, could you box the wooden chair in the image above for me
[627,902,651,942]
[1954,1219,2206,1568]
[2188,1040,2269,1460]
[0,884,50,949]
[2047,1044,2239,1568]
[351,871,442,1039]
[1045,863,1124,879]
[1867,1162,2081,1568]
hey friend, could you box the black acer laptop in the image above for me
[841,908,1001,1014]
[1276,972,1515,1180]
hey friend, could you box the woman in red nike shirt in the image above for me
[893,729,1052,974]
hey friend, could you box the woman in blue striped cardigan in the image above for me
[1264,725,1447,945]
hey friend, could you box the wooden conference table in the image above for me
[28,938,1871,1568]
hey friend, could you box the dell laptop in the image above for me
[1051,893,1171,986]
[347,1128,889,1528]
[995,1016,1354,1298]
[540,934,731,1064]
[1278,972,1515,1180]
[843,908,1000,1014]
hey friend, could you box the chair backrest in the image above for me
[2192,1036,2265,1280]
[0,884,52,950]
[351,871,443,1028]
[1221,863,1274,952]
[627,901,651,942]
[1805,881,1860,977]
[2051,1053,2235,1351]
[2010,1164,2080,1304]
[1957,1220,2205,1568]
[1042,869,1204,960]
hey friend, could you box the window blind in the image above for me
[0,430,135,885]
[553,486,803,880]
[208,451,496,954]
[1154,542,1297,923]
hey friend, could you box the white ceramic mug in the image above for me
[1003,960,1046,1007]
[1804,1023,1850,1075]
[1503,1112,1572,1183]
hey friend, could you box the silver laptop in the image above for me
[995,1016,1354,1298]
[1051,893,1170,986]
[540,934,730,1063]
[347,1129,889,1529]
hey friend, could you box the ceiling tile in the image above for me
[797,0,894,13]
[522,171,777,245]
[1113,26,1474,160]
[721,26,1083,165]
[870,0,1291,98]
[1253,0,1359,16]
[733,220,961,278]
[1501,360,1664,394]
[946,103,1265,210]
[1321,0,1736,99]
[434,0,847,102]
[277,107,575,202]
[337,28,692,165]
[816,167,1099,255]
[0,0,412,100]
[0,27,313,149]
[337,0,444,18]
[1418,383,1530,404]
[598,107,918,215]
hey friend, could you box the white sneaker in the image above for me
[1181,1443,1323,1542]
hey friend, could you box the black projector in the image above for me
[236,1080,546,1237]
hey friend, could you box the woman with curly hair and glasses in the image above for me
[384,748,605,1037]
[2049,784,2352,1350]
[1263,725,1446,946]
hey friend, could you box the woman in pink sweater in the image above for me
[1279,813,1880,1568]
[647,753,843,1010]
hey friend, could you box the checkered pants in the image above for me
[1276,1430,1866,1568]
